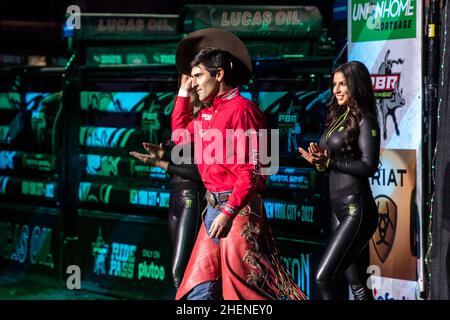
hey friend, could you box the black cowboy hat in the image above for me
[175,28,252,85]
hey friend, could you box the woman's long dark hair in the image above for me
[326,61,377,156]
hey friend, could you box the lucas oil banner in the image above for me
[348,0,423,299]
[180,5,323,38]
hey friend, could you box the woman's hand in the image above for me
[308,142,329,167]
[129,142,168,170]
[142,142,165,160]
[298,143,329,169]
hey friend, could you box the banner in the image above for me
[265,194,326,238]
[348,0,423,299]
[77,210,174,299]
[74,14,180,41]
[0,151,55,173]
[181,5,323,39]
[369,149,418,299]
[0,204,62,280]
[86,44,179,66]
[0,176,57,202]
[275,238,327,300]
[78,182,170,210]
[351,0,416,42]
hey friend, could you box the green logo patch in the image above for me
[348,203,358,216]
[372,129,377,137]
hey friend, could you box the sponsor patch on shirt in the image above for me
[202,114,212,120]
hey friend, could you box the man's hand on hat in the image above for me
[180,74,193,92]
[209,213,233,239]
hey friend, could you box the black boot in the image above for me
[350,284,374,300]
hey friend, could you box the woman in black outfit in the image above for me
[299,61,380,300]
[159,140,205,289]
[130,92,205,289]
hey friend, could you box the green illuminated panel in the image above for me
[0,93,20,110]
[0,176,10,194]
[129,189,170,208]
[0,126,10,143]
[79,182,113,204]
[79,126,135,148]
[23,153,55,172]
[21,180,56,199]
[85,154,121,176]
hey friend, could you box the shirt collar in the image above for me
[213,88,240,105]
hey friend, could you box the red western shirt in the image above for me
[171,88,267,218]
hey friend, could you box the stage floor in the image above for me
[0,275,118,300]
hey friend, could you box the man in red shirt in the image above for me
[172,28,305,300]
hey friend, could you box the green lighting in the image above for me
[0,126,9,143]
[95,55,122,64]
[281,54,305,58]
[21,181,56,198]
[152,54,175,64]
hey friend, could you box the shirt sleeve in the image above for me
[222,105,266,219]
[171,96,197,144]
[330,114,380,177]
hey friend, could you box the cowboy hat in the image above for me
[175,28,252,85]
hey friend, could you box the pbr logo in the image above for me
[371,50,406,140]
[91,226,109,275]
[372,195,397,262]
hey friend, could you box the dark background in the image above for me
[0,0,345,58]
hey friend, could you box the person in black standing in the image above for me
[130,87,206,290]
[299,61,380,300]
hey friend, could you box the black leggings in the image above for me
[168,189,205,289]
[315,193,378,300]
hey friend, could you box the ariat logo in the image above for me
[372,195,397,262]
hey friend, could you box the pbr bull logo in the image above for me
[372,195,397,262]
[371,50,406,140]
[92,227,109,275]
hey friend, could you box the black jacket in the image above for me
[319,112,380,199]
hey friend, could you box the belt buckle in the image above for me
[206,192,216,207]
[217,193,229,203]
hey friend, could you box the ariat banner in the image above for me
[351,0,417,42]
[369,149,418,299]
[348,0,422,299]
[181,5,323,38]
